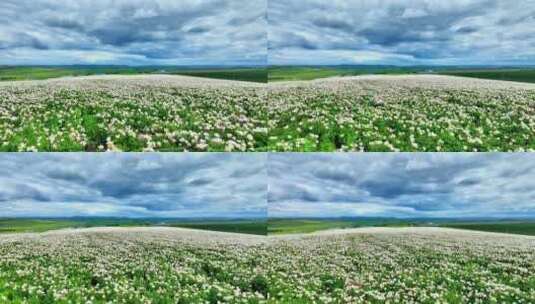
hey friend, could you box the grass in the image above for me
[0,218,267,235]
[440,69,535,84]
[268,218,413,234]
[0,66,267,83]
[0,219,80,233]
[172,68,267,83]
[268,66,415,81]
[442,221,535,236]
[268,66,535,83]
[169,220,267,235]
[269,218,535,236]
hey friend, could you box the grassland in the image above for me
[269,218,535,236]
[1,227,534,303]
[268,66,417,82]
[172,68,267,83]
[268,66,535,83]
[442,221,535,236]
[441,69,535,84]
[0,218,267,235]
[0,66,267,83]
[268,218,412,234]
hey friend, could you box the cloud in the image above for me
[269,0,535,65]
[268,153,535,218]
[0,153,266,218]
[0,0,267,65]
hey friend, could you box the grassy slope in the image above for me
[0,219,80,233]
[0,66,267,83]
[269,219,535,236]
[268,219,412,235]
[442,222,535,236]
[440,69,535,84]
[268,66,535,83]
[172,69,267,83]
[169,221,267,235]
[268,66,414,81]
[0,219,267,235]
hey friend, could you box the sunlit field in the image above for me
[268,75,535,152]
[0,75,267,152]
[1,227,534,303]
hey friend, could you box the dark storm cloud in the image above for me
[0,0,266,65]
[0,153,266,218]
[268,154,535,218]
[269,0,535,65]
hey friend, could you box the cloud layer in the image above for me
[269,153,535,218]
[0,0,266,65]
[269,0,535,65]
[0,153,266,218]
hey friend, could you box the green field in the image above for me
[443,221,535,236]
[268,66,535,83]
[172,69,267,83]
[0,218,267,235]
[169,221,267,235]
[268,66,416,81]
[441,69,535,84]
[268,218,413,234]
[269,218,535,236]
[0,66,267,83]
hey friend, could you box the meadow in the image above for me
[1,227,534,303]
[269,218,535,236]
[0,218,267,235]
[0,66,267,83]
[442,221,535,236]
[2,67,535,152]
[268,66,535,83]
[268,75,535,152]
[268,66,417,82]
[267,228,535,303]
[0,75,267,152]
[440,69,535,84]
[0,228,269,303]
[268,218,412,235]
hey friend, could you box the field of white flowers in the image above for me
[269,227,535,303]
[1,227,534,303]
[269,75,535,152]
[0,227,270,303]
[2,74,534,152]
[0,75,267,152]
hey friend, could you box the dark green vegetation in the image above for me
[172,69,267,83]
[0,218,267,235]
[0,66,267,83]
[269,218,535,236]
[443,221,535,236]
[268,66,535,83]
[169,221,267,235]
[441,69,535,84]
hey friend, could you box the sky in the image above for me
[0,0,266,66]
[269,153,535,219]
[269,0,535,66]
[0,153,266,218]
